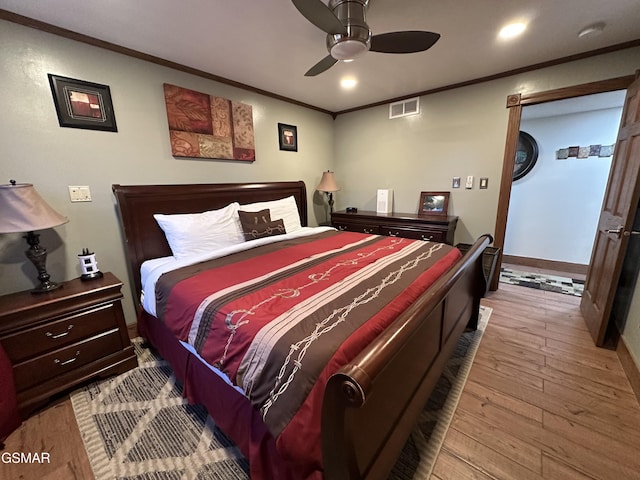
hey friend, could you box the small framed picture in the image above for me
[278,123,297,151]
[578,146,590,159]
[556,148,569,160]
[419,191,450,216]
[48,74,117,132]
[452,177,461,188]
[479,177,489,189]
[599,144,614,157]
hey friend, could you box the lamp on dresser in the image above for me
[0,180,68,293]
[316,170,340,223]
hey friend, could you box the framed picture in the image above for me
[48,74,117,132]
[419,191,450,216]
[278,123,297,151]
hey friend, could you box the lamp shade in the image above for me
[316,171,340,192]
[0,182,68,233]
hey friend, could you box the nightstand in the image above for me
[0,272,137,417]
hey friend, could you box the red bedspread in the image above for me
[154,230,460,477]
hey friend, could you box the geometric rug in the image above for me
[70,307,491,480]
[500,267,584,297]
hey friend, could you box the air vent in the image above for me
[389,97,420,119]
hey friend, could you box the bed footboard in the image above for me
[322,234,491,479]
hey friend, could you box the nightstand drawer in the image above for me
[13,329,123,392]
[380,226,446,243]
[1,303,120,363]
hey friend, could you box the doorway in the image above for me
[502,91,625,281]
[490,75,638,345]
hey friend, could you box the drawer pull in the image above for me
[337,225,347,231]
[389,231,399,237]
[421,234,434,241]
[54,350,80,366]
[45,324,74,339]
[363,228,374,234]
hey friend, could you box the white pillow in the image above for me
[239,196,302,233]
[154,202,244,259]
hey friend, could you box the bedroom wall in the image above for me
[504,107,622,265]
[0,19,334,321]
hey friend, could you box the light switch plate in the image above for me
[68,185,92,202]
[465,175,474,189]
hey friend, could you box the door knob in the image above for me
[605,226,640,237]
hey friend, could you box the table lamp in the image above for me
[0,180,69,293]
[316,171,340,221]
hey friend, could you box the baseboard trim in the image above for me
[617,337,640,404]
[502,255,588,276]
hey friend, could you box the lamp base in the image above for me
[24,232,62,294]
[31,280,62,294]
[326,191,335,223]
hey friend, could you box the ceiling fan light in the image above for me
[331,39,368,60]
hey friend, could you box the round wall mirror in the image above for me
[513,131,538,181]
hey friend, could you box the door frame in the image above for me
[490,75,637,291]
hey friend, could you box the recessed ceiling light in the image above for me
[340,77,357,89]
[499,22,527,40]
[578,22,605,38]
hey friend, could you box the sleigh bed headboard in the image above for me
[112,181,308,309]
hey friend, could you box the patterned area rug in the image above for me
[71,307,491,480]
[500,267,585,297]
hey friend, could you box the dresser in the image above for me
[331,210,458,245]
[0,272,137,417]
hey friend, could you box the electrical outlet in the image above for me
[465,175,474,189]
[68,185,92,202]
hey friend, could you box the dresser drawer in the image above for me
[13,329,123,392]
[380,226,446,243]
[334,222,380,234]
[1,302,121,363]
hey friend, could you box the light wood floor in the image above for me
[432,282,640,480]
[1,282,639,480]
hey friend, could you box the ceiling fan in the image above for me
[292,0,441,76]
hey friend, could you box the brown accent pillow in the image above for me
[238,209,287,240]
[242,218,286,240]
[238,209,271,227]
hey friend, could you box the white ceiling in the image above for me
[1,0,640,113]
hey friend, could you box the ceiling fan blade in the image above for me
[292,0,347,35]
[370,31,441,54]
[305,55,339,76]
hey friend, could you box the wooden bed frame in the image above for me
[112,181,491,479]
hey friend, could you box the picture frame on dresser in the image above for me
[419,191,450,216]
